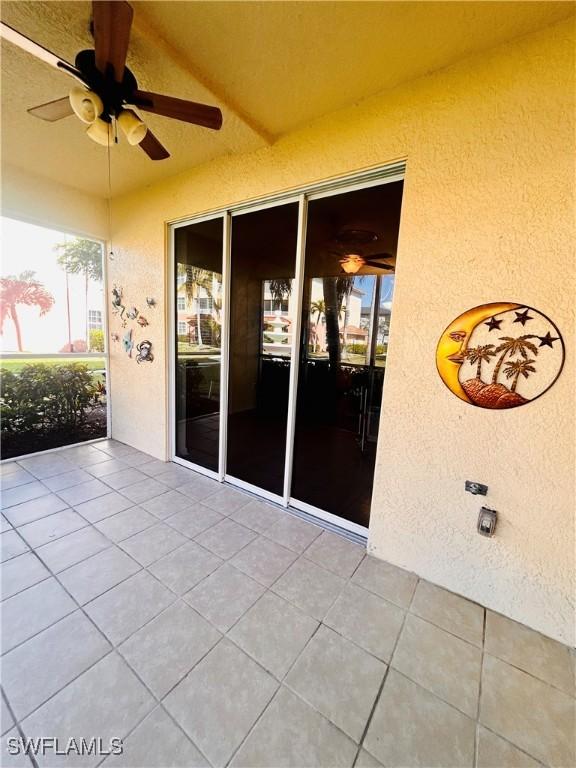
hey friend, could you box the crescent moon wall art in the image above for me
[436,303,565,409]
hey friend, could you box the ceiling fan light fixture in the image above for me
[340,254,365,274]
[117,109,147,146]
[69,87,103,124]
[86,117,113,146]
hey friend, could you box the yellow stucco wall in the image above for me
[108,18,574,644]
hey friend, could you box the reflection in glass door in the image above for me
[290,182,403,528]
[227,203,299,497]
[172,171,404,532]
[174,217,223,472]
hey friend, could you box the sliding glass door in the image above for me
[227,203,299,497]
[290,183,403,527]
[172,171,404,531]
[173,217,223,472]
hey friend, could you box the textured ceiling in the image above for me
[1,1,573,198]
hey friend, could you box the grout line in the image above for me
[351,578,416,765]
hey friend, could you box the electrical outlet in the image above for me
[477,507,497,537]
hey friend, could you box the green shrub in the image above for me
[89,329,105,352]
[345,343,367,355]
[1,363,98,435]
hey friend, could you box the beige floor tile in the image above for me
[101,468,149,491]
[57,478,110,506]
[355,749,383,767]
[228,592,318,678]
[1,481,50,509]
[325,582,405,662]
[58,546,140,605]
[392,613,481,717]
[1,552,50,600]
[119,523,187,566]
[203,487,251,515]
[476,726,542,768]
[364,670,475,767]
[229,499,284,533]
[35,526,111,572]
[1,697,14,737]
[263,514,322,553]
[164,639,277,767]
[178,476,220,501]
[148,540,222,594]
[352,555,417,608]
[95,506,156,542]
[103,706,209,767]
[480,654,575,768]
[42,469,93,492]
[74,491,133,523]
[305,530,365,578]
[17,509,88,549]
[184,562,265,632]
[120,477,168,504]
[230,536,298,587]
[84,571,175,645]
[230,686,357,768]
[195,518,257,559]
[272,556,345,619]
[410,580,484,646]
[0,531,29,562]
[485,611,575,695]
[140,489,192,519]
[165,504,224,538]
[1,578,76,653]
[119,601,220,698]
[3,494,69,528]
[286,625,386,742]
[21,653,155,768]
[2,611,111,720]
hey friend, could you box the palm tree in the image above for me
[504,358,536,392]
[0,271,54,351]
[310,299,325,351]
[464,344,496,379]
[492,335,539,384]
[55,239,103,349]
[184,266,221,347]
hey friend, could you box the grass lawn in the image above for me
[0,357,106,373]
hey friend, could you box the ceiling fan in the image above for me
[0,0,223,160]
[333,228,395,274]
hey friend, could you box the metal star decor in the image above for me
[485,317,503,331]
[513,309,534,326]
[537,331,559,348]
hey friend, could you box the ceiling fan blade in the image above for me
[363,259,395,270]
[28,97,74,122]
[92,0,133,83]
[140,129,170,161]
[0,21,86,84]
[132,90,223,130]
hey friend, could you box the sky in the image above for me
[1,217,104,353]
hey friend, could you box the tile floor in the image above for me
[1,439,574,768]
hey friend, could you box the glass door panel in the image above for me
[227,203,299,496]
[291,181,403,527]
[174,217,223,471]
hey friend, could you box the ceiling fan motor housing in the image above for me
[74,48,138,121]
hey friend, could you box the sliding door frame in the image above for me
[168,160,406,533]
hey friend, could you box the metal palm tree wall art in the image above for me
[436,303,564,409]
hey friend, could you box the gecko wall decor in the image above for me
[436,303,564,409]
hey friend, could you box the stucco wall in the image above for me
[2,165,108,240]
[107,18,574,644]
